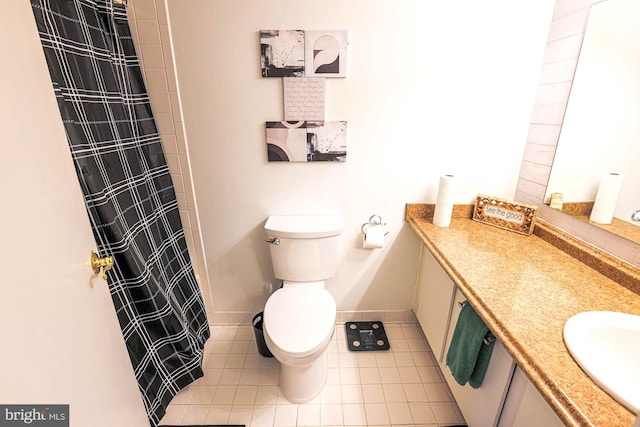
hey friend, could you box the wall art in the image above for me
[283,77,325,121]
[305,30,348,78]
[260,30,305,77]
[266,121,347,162]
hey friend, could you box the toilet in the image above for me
[262,215,342,403]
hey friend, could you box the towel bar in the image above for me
[458,300,496,346]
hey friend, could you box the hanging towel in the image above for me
[446,302,496,388]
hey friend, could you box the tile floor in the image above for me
[159,322,465,427]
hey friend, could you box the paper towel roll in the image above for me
[590,172,624,224]
[362,224,385,249]
[433,174,455,227]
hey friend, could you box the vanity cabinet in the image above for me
[498,366,564,427]
[414,245,456,362]
[414,245,561,427]
[440,288,516,427]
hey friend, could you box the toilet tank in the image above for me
[264,215,343,282]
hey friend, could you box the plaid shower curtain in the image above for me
[31,1,210,425]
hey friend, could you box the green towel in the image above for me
[446,302,496,389]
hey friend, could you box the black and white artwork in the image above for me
[266,121,347,162]
[305,31,348,78]
[260,30,305,77]
[306,121,347,161]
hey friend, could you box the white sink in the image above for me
[563,311,640,414]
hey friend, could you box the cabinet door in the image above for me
[441,289,516,427]
[415,246,456,362]
[498,366,564,427]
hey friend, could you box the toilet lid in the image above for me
[264,287,336,357]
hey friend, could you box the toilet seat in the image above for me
[264,287,336,359]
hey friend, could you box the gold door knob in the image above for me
[91,251,114,281]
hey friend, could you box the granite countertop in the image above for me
[406,210,640,427]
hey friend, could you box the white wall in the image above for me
[167,0,555,317]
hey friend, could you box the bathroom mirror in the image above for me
[544,0,640,245]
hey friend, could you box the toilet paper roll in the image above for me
[590,172,624,224]
[362,224,385,249]
[433,174,456,227]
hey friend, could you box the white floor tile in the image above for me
[255,385,279,405]
[375,352,396,368]
[382,383,406,403]
[219,368,243,385]
[356,352,377,368]
[412,351,437,367]
[174,322,464,427]
[205,405,231,424]
[403,383,429,403]
[181,404,209,424]
[343,403,367,426]
[260,368,280,385]
[361,384,385,403]
[387,402,413,424]
[418,365,444,383]
[297,404,321,426]
[340,366,361,385]
[207,353,228,368]
[234,385,259,405]
[424,382,452,403]
[398,365,422,383]
[326,367,341,384]
[229,405,254,425]
[320,384,342,404]
[393,351,415,367]
[251,404,276,427]
[199,367,223,385]
[225,352,247,368]
[379,366,401,383]
[212,385,237,405]
[339,352,359,368]
[364,402,390,425]
[341,384,363,403]
[432,402,464,424]
[274,404,298,427]
[359,367,381,384]
[407,338,429,352]
[190,385,216,405]
[320,403,344,426]
[244,353,266,369]
[409,402,438,424]
[239,368,263,385]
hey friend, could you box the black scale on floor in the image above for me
[345,321,390,351]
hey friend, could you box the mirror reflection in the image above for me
[544,0,640,244]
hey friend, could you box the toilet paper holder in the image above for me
[361,215,389,235]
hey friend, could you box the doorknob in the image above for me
[91,251,114,280]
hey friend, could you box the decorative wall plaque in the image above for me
[472,195,538,236]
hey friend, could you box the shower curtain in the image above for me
[30,1,210,425]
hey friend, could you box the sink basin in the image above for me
[563,311,640,414]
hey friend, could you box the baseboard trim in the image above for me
[209,310,417,326]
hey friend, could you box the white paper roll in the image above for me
[362,224,385,249]
[433,174,456,227]
[590,172,624,224]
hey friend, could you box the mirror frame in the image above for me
[515,0,640,268]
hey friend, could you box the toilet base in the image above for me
[278,352,328,403]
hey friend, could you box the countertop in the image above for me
[406,212,640,427]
